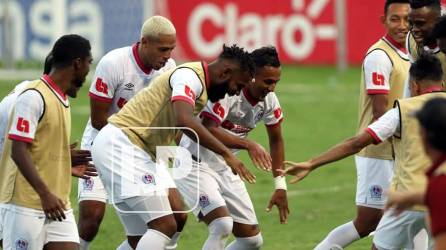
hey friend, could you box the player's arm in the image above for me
[173,102,255,183]
[364,49,392,120]
[9,90,66,221]
[280,108,399,183]
[88,56,119,130]
[436,233,446,250]
[265,122,289,224]
[170,68,255,183]
[201,115,272,171]
[384,190,424,216]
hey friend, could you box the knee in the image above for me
[236,233,264,249]
[78,217,102,240]
[354,214,382,237]
[208,217,233,237]
[149,215,177,238]
[174,212,188,232]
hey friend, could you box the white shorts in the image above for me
[0,203,5,240]
[176,161,258,225]
[2,204,79,250]
[373,209,433,250]
[115,196,172,236]
[355,156,394,209]
[78,135,108,203]
[91,124,176,204]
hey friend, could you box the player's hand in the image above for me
[277,161,313,184]
[39,191,67,221]
[224,154,256,184]
[266,189,289,224]
[247,141,272,172]
[72,163,97,179]
[70,142,92,167]
[384,191,417,216]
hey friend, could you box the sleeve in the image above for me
[366,108,400,144]
[363,50,393,95]
[427,175,446,236]
[8,90,44,143]
[263,93,284,127]
[170,68,203,106]
[199,96,231,125]
[88,56,120,103]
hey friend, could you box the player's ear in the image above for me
[73,58,82,69]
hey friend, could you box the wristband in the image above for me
[274,176,287,190]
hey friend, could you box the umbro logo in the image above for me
[124,83,134,90]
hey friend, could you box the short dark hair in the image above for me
[409,0,441,12]
[384,0,410,15]
[415,97,446,151]
[409,53,443,82]
[251,46,281,69]
[43,52,53,74]
[51,34,91,68]
[431,15,446,39]
[219,44,255,78]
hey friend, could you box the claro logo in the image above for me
[187,0,336,60]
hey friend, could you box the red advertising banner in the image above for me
[159,0,445,65]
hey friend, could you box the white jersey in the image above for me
[0,81,30,152]
[179,88,283,171]
[81,43,176,148]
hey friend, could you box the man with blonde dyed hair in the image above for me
[77,15,182,250]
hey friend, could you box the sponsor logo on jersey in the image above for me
[15,238,28,250]
[199,194,210,208]
[83,178,94,191]
[369,185,383,200]
[142,173,156,185]
[124,83,134,91]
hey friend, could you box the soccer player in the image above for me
[308,1,411,249]
[385,97,446,250]
[91,44,255,250]
[76,16,182,250]
[404,0,444,96]
[280,54,446,250]
[0,34,92,250]
[175,46,287,250]
[431,15,446,54]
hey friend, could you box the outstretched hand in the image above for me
[277,161,313,184]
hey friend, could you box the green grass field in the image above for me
[0,65,375,249]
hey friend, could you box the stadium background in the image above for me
[0,0,445,249]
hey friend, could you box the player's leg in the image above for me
[77,139,108,250]
[372,209,431,250]
[77,178,107,250]
[315,156,392,249]
[221,169,263,250]
[166,188,188,249]
[44,209,80,250]
[175,162,233,250]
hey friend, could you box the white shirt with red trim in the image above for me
[170,68,203,106]
[363,50,392,95]
[179,89,283,171]
[366,108,400,143]
[81,43,176,149]
[0,81,30,152]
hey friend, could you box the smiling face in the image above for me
[247,66,281,101]
[409,6,439,45]
[382,3,410,45]
[139,34,176,70]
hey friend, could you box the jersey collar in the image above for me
[384,34,407,54]
[421,86,444,95]
[426,154,446,177]
[132,43,153,75]
[242,88,259,106]
[201,61,210,89]
[41,74,67,101]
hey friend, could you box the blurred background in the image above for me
[0,1,445,249]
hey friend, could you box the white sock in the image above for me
[136,229,170,250]
[165,232,181,249]
[315,221,360,250]
[203,217,233,250]
[79,238,90,250]
[225,233,263,250]
[117,240,133,250]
